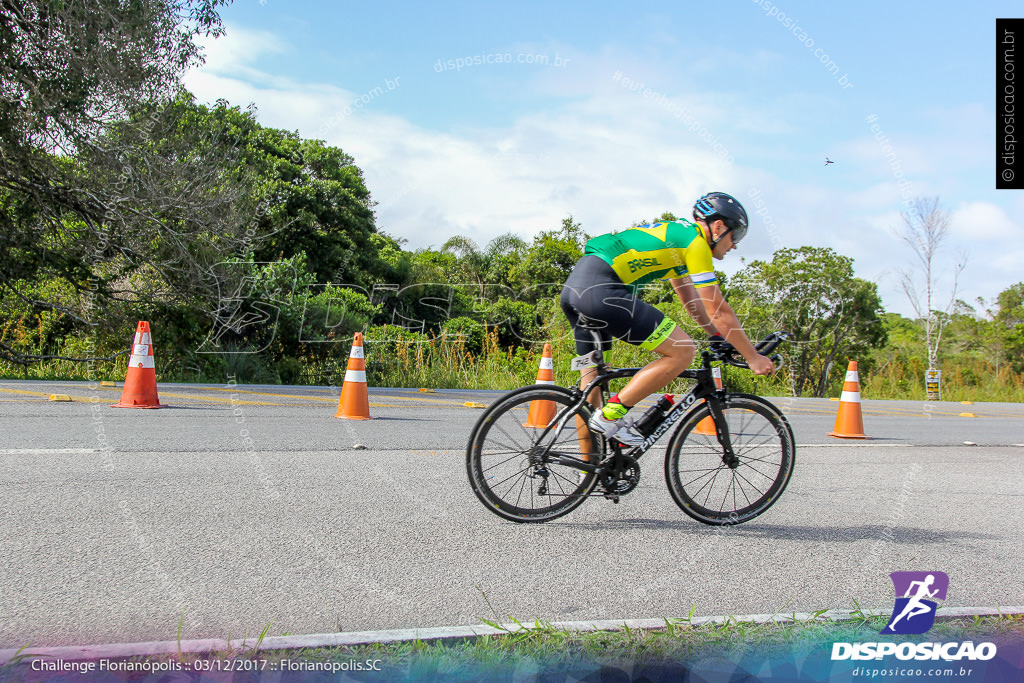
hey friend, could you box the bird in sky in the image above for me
[824,157,835,166]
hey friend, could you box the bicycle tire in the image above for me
[664,393,795,525]
[466,385,599,523]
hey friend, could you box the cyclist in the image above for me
[560,191,775,447]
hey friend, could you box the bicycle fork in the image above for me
[705,396,739,468]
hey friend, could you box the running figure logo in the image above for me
[881,571,949,635]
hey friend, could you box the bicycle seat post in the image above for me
[589,329,606,367]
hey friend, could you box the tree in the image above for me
[441,235,486,289]
[994,282,1024,372]
[730,246,887,397]
[482,232,527,291]
[895,196,966,374]
[246,133,379,288]
[510,216,589,303]
[0,0,231,365]
[440,232,527,293]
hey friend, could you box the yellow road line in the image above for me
[155,392,290,406]
[0,387,52,397]
[192,386,337,402]
[189,385,474,406]
[4,385,1021,416]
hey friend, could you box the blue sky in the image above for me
[183,0,1024,317]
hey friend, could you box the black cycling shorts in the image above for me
[560,255,673,355]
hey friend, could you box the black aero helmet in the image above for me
[693,192,749,244]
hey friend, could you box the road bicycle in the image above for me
[466,326,795,524]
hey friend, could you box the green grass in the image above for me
[66,611,1020,682]
[4,610,1019,682]
[3,329,1023,404]
[862,359,1024,403]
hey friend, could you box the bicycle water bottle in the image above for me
[633,394,675,435]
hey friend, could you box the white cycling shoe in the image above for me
[587,411,645,447]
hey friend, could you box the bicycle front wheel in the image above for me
[664,394,795,525]
[466,385,599,523]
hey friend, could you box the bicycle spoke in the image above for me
[666,396,794,525]
[736,460,779,484]
[512,469,530,510]
[727,470,759,506]
[468,387,597,522]
[489,422,532,453]
[487,462,533,492]
[480,452,527,475]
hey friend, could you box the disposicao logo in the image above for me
[831,570,998,663]
[881,571,949,635]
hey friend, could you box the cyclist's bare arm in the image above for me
[669,277,717,336]
[696,284,775,375]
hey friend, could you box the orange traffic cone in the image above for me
[828,360,869,439]
[335,332,371,420]
[523,343,557,428]
[694,366,724,435]
[111,321,165,408]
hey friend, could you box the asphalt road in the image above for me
[1,380,1022,649]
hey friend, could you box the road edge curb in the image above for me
[3,605,1021,664]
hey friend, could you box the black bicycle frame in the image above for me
[535,353,735,474]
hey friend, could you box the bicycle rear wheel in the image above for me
[664,394,794,525]
[466,385,599,523]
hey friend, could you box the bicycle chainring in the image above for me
[600,454,641,496]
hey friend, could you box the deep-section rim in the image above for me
[466,385,599,523]
[664,393,795,525]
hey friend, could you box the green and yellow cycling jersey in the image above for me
[584,219,718,288]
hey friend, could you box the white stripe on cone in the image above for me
[845,370,859,382]
[534,379,555,385]
[540,358,554,370]
[129,355,155,369]
[350,345,364,359]
[344,370,366,383]
[841,390,861,403]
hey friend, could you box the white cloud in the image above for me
[950,201,1022,241]
[193,25,289,83]
[182,25,1024,315]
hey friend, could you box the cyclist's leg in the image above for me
[568,331,608,462]
[561,258,615,460]
[575,366,601,461]
[561,257,697,438]
[615,325,696,407]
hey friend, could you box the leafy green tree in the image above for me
[482,233,528,291]
[245,132,379,288]
[994,282,1024,372]
[730,246,887,397]
[510,216,589,304]
[441,232,527,295]
[405,248,458,285]
[441,236,489,293]
[0,0,234,365]
[367,232,413,286]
